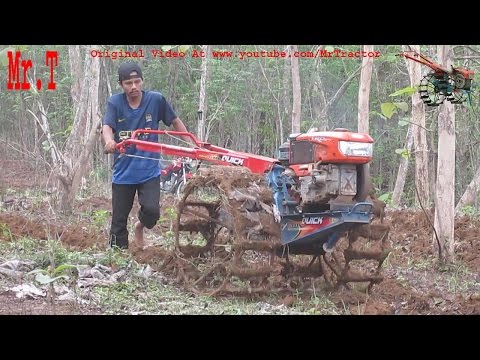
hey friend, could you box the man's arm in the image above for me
[102,125,117,153]
[171,117,197,146]
[102,98,118,153]
[171,117,188,132]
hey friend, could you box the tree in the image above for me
[357,45,374,134]
[355,45,375,199]
[290,45,301,133]
[392,45,430,207]
[455,166,480,213]
[311,48,328,131]
[433,45,456,263]
[391,124,414,207]
[28,46,102,213]
[406,45,430,207]
[197,45,210,141]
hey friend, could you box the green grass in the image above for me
[1,234,347,314]
[441,262,480,294]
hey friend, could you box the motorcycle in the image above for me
[160,157,195,198]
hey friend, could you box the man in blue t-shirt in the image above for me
[102,62,189,250]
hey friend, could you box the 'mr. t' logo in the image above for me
[7,50,58,91]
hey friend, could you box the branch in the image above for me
[205,90,231,140]
[0,138,52,171]
[454,45,480,55]
[257,59,279,103]
[26,109,63,166]
[399,119,431,132]
[326,64,362,111]
[208,90,231,123]
[455,56,480,60]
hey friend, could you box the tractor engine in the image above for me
[298,163,357,205]
[276,128,373,212]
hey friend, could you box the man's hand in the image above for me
[104,139,117,154]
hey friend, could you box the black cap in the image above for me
[118,62,143,82]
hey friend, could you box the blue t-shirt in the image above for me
[102,90,177,184]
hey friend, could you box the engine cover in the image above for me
[299,164,357,204]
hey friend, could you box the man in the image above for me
[102,61,189,249]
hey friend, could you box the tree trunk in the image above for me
[357,45,374,134]
[68,45,83,108]
[433,45,456,263]
[282,45,291,139]
[197,45,210,141]
[429,111,438,203]
[60,120,102,211]
[404,45,430,207]
[58,48,101,213]
[312,50,328,131]
[65,50,97,160]
[168,59,178,108]
[290,45,301,134]
[391,123,415,207]
[455,166,480,213]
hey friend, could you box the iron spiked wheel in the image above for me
[419,73,446,106]
[320,223,391,292]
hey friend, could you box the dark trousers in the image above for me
[109,176,160,249]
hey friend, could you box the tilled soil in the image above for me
[1,192,480,314]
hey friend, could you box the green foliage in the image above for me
[370,110,386,120]
[87,166,110,186]
[380,102,409,119]
[324,46,335,52]
[7,237,38,255]
[100,247,132,268]
[161,206,177,221]
[380,103,396,119]
[28,264,74,285]
[378,192,392,205]
[384,53,399,62]
[92,209,109,228]
[393,102,409,112]
[395,148,411,159]
[0,223,12,241]
[458,205,480,217]
[178,45,191,53]
[389,86,417,97]
[53,124,73,140]
[41,140,52,152]
[159,206,177,238]
[0,47,15,67]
